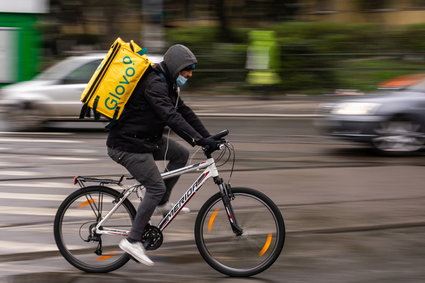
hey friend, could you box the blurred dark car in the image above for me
[317,76,425,155]
[0,53,162,130]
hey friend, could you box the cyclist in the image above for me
[106,44,218,266]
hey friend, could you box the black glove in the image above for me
[196,136,219,150]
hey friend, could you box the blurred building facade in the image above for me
[163,1,425,26]
[299,0,425,25]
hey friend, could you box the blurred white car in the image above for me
[0,53,162,130]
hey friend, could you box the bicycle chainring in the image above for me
[141,225,163,250]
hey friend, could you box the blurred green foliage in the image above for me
[167,26,249,88]
[166,22,425,94]
[392,23,425,51]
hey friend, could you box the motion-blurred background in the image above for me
[1,0,424,94]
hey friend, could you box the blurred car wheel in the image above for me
[372,118,425,154]
[2,102,45,131]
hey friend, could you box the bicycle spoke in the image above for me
[208,208,220,232]
[259,233,273,256]
[96,251,118,261]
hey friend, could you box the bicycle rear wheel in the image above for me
[54,186,136,273]
[195,187,285,277]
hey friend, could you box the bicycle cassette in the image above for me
[141,225,163,250]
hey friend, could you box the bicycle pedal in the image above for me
[129,254,140,263]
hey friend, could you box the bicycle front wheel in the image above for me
[54,186,136,273]
[195,187,285,277]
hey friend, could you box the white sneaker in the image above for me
[154,201,191,216]
[119,238,154,266]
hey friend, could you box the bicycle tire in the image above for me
[194,187,285,277]
[54,186,136,273]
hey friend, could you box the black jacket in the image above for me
[106,64,210,153]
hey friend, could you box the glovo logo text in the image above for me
[104,55,136,110]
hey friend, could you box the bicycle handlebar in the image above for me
[203,129,230,158]
[210,129,229,141]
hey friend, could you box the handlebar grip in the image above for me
[210,129,229,141]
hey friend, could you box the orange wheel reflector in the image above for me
[208,209,220,232]
[78,199,96,208]
[259,233,273,256]
[96,251,117,261]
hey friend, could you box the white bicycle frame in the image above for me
[94,157,219,237]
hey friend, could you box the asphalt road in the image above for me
[0,111,425,282]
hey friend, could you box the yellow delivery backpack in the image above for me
[80,38,153,122]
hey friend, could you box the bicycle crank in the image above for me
[141,225,163,250]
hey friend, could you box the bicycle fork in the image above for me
[215,178,243,236]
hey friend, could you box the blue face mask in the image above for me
[176,74,188,87]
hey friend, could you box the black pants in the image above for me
[107,137,189,241]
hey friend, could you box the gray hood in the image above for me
[163,44,197,80]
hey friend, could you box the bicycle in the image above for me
[54,130,285,277]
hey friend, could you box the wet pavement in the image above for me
[1,164,425,281]
[1,94,424,282]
